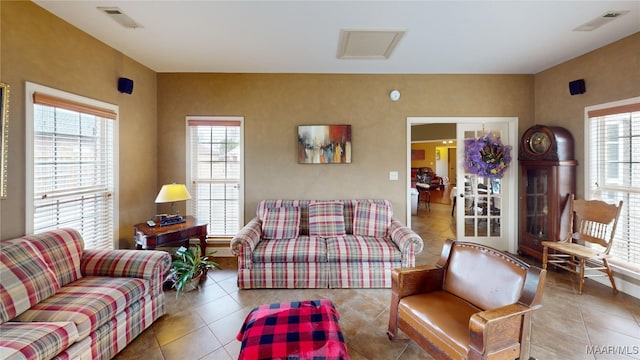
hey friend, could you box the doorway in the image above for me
[407,117,518,252]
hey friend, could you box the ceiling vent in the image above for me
[97,7,142,29]
[573,10,629,31]
[337,29,406,59]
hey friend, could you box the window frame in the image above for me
[25,82,119,248]
[185,116,244,238]
[584,96,640,278]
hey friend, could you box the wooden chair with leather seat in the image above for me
[388,238,546,360]
[542,194,623,295]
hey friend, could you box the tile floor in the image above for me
[115,202,640,360]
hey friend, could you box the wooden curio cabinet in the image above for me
[518,125,576,260]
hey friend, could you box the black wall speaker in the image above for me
[569,79,586,95]
[118,77,134,94]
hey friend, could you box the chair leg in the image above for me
[542,246,548,270]
[603,258,618,294]
[579,259,585,295]
[387,298,400,341]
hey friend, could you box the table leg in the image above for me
[199,235,207,256]
[426,190,430,212]
[451,197,456,216]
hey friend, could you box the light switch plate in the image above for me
[389,171,398,181]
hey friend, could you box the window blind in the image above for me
[34,92,117,120]
[188,119,241,236]
[588,103,640,269]
[32,93,115,250]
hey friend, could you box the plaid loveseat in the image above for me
[0,228,171,360]
[231,200,424,289]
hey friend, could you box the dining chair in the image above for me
[542,194,623,294]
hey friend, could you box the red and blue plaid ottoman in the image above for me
[236,299,349,360]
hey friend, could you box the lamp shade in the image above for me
[155,183,192,203]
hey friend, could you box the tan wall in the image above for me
[0,1,158,246]
[157,73,535,222]
[411,123,456,141]
[534,32,640,197]
[17,2,639,243]
[410,143,438,169]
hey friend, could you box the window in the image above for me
[187,117,243,237]
[586,97,640,270]
[26,83,118,249]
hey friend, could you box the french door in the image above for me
[406,117,517,252]
[455,120,517,251]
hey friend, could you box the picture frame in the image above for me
[0,82,9,199]
[411,149,425,161]
[297,125,351,164]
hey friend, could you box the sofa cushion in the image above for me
[22,228,84,287]
[326,235,402,262]
[258,200,309,235]
[352,202,392,237]
[0,239,60,323]
[0,321,79,360]
[253,236,327,263]
[308,201,346,237]
[262,206,301,240]
[14,276,148,339]
[345,200,392,234]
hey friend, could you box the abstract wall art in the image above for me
[297,125,351,164]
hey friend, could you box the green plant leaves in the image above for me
[169,245,221,297]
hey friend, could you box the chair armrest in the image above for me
[469,302,541,358]
[391,265,444,299]
[81,249,171,296]
[230,217,263,269]
[388,265,444,340]
[389,219,424,267]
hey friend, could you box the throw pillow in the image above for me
[353,202,392,237]
[308,201,346,237]
[262,206,301,240]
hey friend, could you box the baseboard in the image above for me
[207,246,234,257]
[591,271,640,299]
[185,238,235,257]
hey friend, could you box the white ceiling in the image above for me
[33,1,640,74]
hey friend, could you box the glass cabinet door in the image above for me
[525,168,548,238]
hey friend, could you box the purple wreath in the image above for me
[464,133,512,179]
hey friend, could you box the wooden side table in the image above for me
[134,215,208,255]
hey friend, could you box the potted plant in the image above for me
[168,245,221,297]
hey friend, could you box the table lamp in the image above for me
[155,183,191,225]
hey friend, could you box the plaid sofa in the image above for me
[231,200,424,289]
[0,228,171,360]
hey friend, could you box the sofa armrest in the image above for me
[469,302,541,358]
[230,217,263,269]
[81,249,171,296]
[389,219,424,267]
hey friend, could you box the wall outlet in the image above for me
[389,171,398,181]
